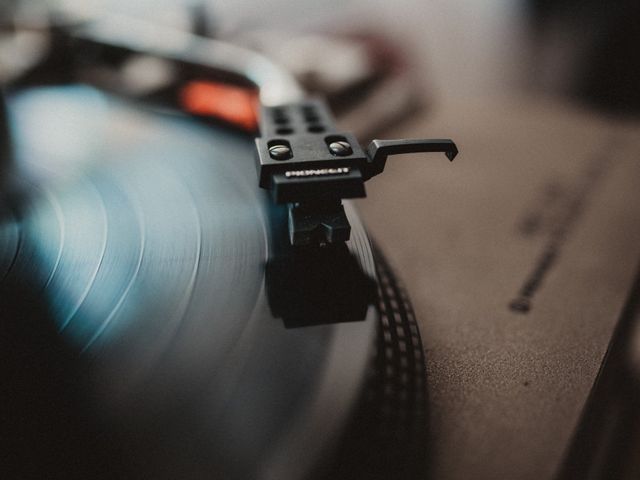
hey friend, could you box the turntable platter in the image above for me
[0,86,378,479]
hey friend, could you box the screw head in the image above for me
[329,140,352,156]
[269,143,292,160]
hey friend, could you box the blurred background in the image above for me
[2,1,640,480]
[2,0,639,118]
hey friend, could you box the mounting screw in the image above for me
[269,143,292,160]
[328,140,353,156]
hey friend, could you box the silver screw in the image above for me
[269,144,292,160]
[328,140,352,156]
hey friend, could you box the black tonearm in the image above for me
[255,100,458,246]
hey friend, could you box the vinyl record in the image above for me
[0,85,380,480]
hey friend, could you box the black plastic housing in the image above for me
[255,100,368,204]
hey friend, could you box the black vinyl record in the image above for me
[0,86,426,479]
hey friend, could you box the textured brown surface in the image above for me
[355,95,640,479]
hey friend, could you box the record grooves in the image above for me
[0,85,426,479]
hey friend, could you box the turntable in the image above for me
[0,12,458,480]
